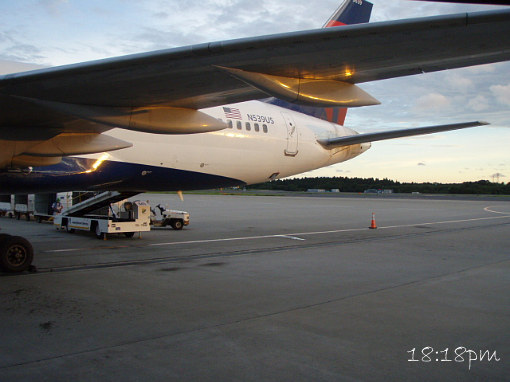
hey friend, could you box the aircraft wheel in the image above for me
[66,224,75,234]
[171,219,183,230]
[0,235,34,273]
[124,232,135,238]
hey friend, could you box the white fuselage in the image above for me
[87,100,369,186]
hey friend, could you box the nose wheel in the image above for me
[0,234,34,273]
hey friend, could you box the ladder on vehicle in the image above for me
[63,191,138,217]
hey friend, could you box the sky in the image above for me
[0,0,509,183]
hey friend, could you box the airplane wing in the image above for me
[317,121,488,148]
[2,9,510,111]
[1,9,510,167]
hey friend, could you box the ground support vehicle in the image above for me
[150,204,190,230]
[54,200,150,239]
[13,194,34,221]
[0,195,14,218]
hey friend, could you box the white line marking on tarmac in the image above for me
[48,248,82,253]
[285,214,510,237]
[375,215,510,231]
[276,235,306,241]
[149,235,281,247]
[484,206,510,215]
[44,213,510,253]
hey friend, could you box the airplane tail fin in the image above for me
[266,0,373,125]
[324,0,373,27]
[322,0,373,124]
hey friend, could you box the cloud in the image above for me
[467,95,489,112]
[0,60,44,74]
[153,12,169,19]
[0,31,45,63]
[413,93,451,113]
[38,0,68,15]
[490,84,510,107]
[417,163,426,166]
[464,63,496,74]
[446,74,473,92]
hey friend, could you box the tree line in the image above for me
[248,177,510,195]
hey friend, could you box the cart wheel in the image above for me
[93,223,104,239]
[171,219,183,230]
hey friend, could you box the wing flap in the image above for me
[318,121,487,148]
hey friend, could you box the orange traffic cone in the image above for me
[369,212,377,229]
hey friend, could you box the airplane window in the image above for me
[245,122,251,131]
[263,124,268,133]
[237,121,242,130]
[227,120,233,129]
[254,123,260,132]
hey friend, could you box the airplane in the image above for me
[1,0,510,272]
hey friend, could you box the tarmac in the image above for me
[1,193,509,381]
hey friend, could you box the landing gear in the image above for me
[0,234,34,273]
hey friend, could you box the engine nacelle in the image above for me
[14,97,227,134]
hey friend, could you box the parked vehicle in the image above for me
[151,204,190,230]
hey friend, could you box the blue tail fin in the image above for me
[324,0,373,28]
[266,0,373,125]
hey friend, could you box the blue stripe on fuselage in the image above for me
[0,158,245,194]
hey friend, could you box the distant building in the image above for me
[307,189,326,193]
[331,189,340,193]
[364,189,393,194]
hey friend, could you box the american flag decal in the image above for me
[223,107,242,119]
